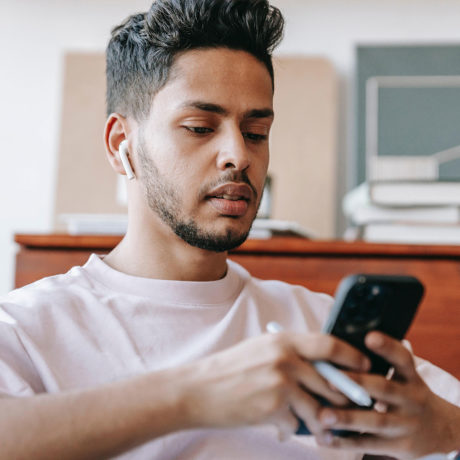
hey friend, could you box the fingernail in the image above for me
[366,332,384,348]
[362,357,371,371]
[278,431,290,442]
[321,410,337,426]
[318,431,334,446]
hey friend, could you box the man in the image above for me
[0,0,459,458]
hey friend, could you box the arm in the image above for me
[315,332,460,459]
[0,366,187,460]
[0,332,370,459]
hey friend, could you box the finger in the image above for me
[365,332,418,381]
[290,356,349,406]
[267,406,299,442]
[346,371,418,410]
[318,407,416,437]
[287,383,323,434]
[315,431,407,457]
[292,334,371,372]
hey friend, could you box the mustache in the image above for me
[199,170,258,200]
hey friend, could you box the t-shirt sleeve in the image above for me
[415,355,460,406]
[0,318,44,397]
[402,339,460,406]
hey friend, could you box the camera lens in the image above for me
[353,285,366,299]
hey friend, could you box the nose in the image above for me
[216,126,250,172]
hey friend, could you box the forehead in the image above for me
[150,48,274,115]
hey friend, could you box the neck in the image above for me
[103,215,229,282]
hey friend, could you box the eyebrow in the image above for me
[179,101,274,119]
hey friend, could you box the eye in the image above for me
[184,126,214,135]
[243,132,268,142]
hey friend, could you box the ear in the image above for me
[103,113,135,177]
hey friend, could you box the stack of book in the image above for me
[343,181,460,244]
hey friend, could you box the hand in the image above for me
[316,332,460,458]
[177,332,370,437]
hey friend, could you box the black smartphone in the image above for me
[324,274,424,375]
[295,273,424,436]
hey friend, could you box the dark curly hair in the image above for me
[106,0,284,120]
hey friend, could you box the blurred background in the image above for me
[2,0,460,295]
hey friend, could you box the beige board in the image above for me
[53,53,124,230]
[54,53,338,237]
[270,57,338,238]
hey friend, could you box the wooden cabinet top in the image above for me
[14,233,460,259]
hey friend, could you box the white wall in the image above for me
[0,0,151,295]
[2,0,460,295]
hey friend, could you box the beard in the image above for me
[137,134,259,253]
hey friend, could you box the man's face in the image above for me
[135,48,274,252]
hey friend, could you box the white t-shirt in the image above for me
[0,255,458,459]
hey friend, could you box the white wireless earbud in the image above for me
[118,140,135,180]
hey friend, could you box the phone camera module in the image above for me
[340,284,385,334]
[353,284,366,299]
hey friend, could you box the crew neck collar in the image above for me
[81,254,246,306]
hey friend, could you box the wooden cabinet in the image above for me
[14,234,460,379]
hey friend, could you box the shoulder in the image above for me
[0,257,99,327]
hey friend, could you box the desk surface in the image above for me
[14,234,460,379]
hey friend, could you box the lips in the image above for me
[207,183,252,201]
[206,183,253,217]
